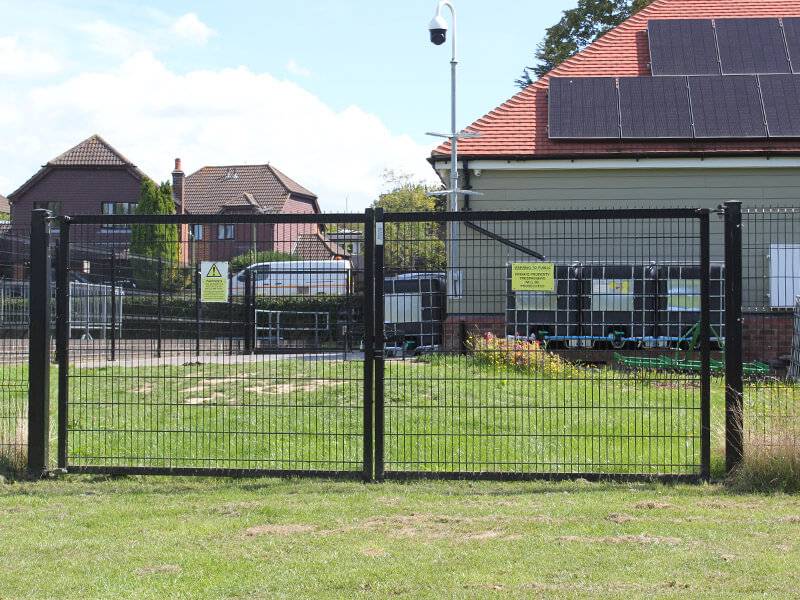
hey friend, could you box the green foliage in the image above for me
[373,172,445,273]
[229,249,297,273]
[516,0,654,87]
[130,179,182,290]
[468,332,580,377]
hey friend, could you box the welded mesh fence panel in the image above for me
[0,229,30,473]
[378,210,710,479]
[62,215,368,476]
[741,208,800,452]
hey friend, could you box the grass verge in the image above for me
[0,477,799,599]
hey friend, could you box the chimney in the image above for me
[172,158,185,214]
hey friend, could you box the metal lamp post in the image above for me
[427,0,479,298]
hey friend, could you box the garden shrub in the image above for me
[468,332,580,377]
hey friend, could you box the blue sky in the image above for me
[1,0,572,210]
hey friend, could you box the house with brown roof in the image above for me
[8,135,147,237]
[173,160,345,264]
[431,0,800,356]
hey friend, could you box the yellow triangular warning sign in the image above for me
[207,263,223,278]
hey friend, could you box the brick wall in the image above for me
[743,312,794,365]
[443,315,505,352]
[11,167,141,233]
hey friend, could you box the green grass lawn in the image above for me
[50,356,714,476]
[0,477,798,598]
[3,354,794,478]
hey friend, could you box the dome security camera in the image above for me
[429,14,448,45]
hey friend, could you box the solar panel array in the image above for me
[548,17,800,140]
[648,19,721,76]
[548,74,800,140]
[649,17,799,76]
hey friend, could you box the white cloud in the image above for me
[0,37,60,77]
[171,13,215,45]
[6,53,436,210]
[78,19,149,58]
[286,59,312,78]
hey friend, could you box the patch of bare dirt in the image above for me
[182,378,241,393]
[652,380,700,389]
[245,524,316,536]
[245,380,345,395]
[321,513,513,541]
[361,547,388,557]
[607,513,636,524]
[216,501,261,517]
[183,393,223,405]
[135,565,182,576]
[522,581,690,593]
[633,500,674,510]
[697,500,759,510]
[558,534,680,546]
[777,515,800,524]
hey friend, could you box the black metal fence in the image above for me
[50,211,373,478]
[735,205,800,463]
[0,228,30,473]
[375,208,711,480]
[13,202,799,481]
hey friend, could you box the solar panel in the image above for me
[759,74,800,137]
[648,20,720,76]
[716,18,791,75]
[619,76,692,138]
[689,75,767,138]
[548,77,620,139]
[782,17,800,74]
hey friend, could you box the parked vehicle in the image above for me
[232,260,352,297]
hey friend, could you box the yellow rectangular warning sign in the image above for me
[200,261,229,303]
[511,262,555,292]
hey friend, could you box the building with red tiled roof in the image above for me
[430,0,800,357]
[171,159,326,263]
[432,0,800,163]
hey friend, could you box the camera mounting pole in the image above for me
[427,0,479,298]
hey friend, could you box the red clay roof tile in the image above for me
[433,0,800,159]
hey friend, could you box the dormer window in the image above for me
[223,168,238,181]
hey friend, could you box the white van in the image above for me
[232,260,351,297]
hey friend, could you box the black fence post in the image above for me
[56,218,71,470]
[195,263,201,356]
[724,200,744,472]
[109,252,116,361]
[363,208,375,482]
[699,209,712,481]
[374,208,385,481]
[28,209,51,477]
[244,269,253,355]
[156,255,163,359]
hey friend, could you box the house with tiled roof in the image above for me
[430,0,800,354]
[8,135,148,236]
[172,159,339,263]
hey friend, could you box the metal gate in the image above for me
[29,206,712,481]
[374,208,712,481]
[46,210,374,479]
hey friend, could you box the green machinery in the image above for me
[614,322,770,376]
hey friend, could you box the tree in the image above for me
[130,179,182,290]
[373,172,446,273]
[516,0,654,88]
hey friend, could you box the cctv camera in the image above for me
[430,28,447,45]
[429,14,448,45]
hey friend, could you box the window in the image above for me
[218,224,235,240]
[101,202,136,231]
[190,224,204,240]
[33,201,62,216]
